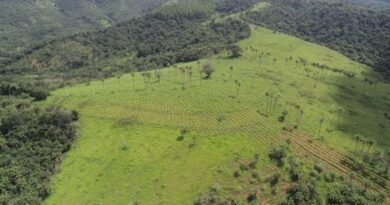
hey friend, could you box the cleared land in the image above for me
[43,26,390,204]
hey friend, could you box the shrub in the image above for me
[314,163,324,173]
[269,146,288,167]
[289,167,301,182]
[270,172,280,187]
[282,180,322,205]
[233,170,240,178]
[249,160,257,169]
[323,173,336,183]
[180,128,189,135]
[246,193,257,203]
[239,163,249,171]
[176,135,185,141]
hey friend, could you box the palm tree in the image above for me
[336,109,343,128]
[365,139,375,155]
[354,134,360,153]
[272,94,280,114]
[360,137,367,153]
[117,75,121,85]
[188,70,193,87]
[268,93,274,113]
[297,110,304,127]
[131,72,135,90]
[318,118,325,138]
[229,66,234,80]
[141,72,151,88]
[155,71,161,86]
[385,150,390,174]
[235,80,241,98]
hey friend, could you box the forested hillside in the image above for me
[0,0,168,68]
[2,3,250,88]
[0,100,78,204]
[245,0,390,79]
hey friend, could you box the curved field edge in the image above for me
[42,26,390,204]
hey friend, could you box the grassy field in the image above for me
[43,26,390,204]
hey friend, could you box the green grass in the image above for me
[44,119,267,204]
[43,26,390,204]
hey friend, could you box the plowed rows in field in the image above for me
[55,83,390,196]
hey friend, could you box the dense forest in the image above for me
[2,3,250,88]
[0,100,78,204]
[245,0,390,79]
[0,0,171,73]
[0,0,167,51]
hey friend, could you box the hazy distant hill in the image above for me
[0,0,167,52]
[346,0,390,9]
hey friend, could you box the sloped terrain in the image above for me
[0,0,167,67]
[42,26,390,204]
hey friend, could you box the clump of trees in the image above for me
[0,81,49,101]
[201,61,215,79]
[281,179,322,205]
[326,183,385,205]
[227,44,242,58]
[281,152,385,205]
[0,103,78,204]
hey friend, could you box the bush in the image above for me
[180,128,189,135]
[249,160,257,169]
[239,163,249,171]
[313,163,324,173]
[269,172,280,187]
[246,193,257,203]
[269,146,288,167]
[289,167,301,182]
[323,173,336,183]
[176,135,185,141]
[282,180,322,205]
